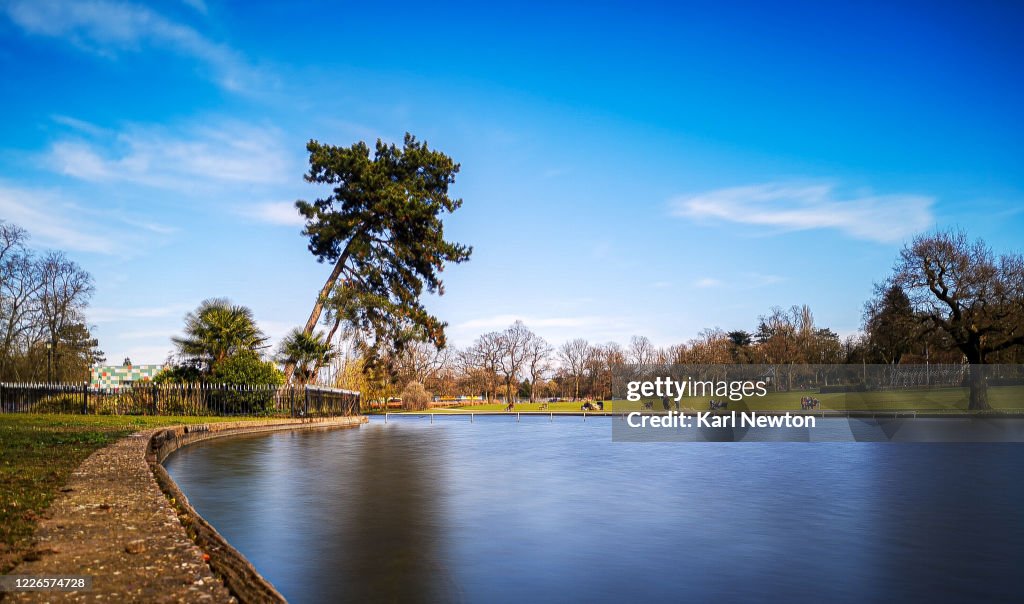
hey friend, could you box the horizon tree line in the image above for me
[144,227,1023,413]
[323,229,1024,410]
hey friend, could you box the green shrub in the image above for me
[207,351,284,415]
[152,364,202,384]
[210,351,284,386]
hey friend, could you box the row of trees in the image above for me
[325,231,1022,410]
[158,286,1020,410]
[155,228,1019,412]
[330,313,867,404]
[0,222,102,382]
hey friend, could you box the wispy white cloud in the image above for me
[245,201,305,227]
[694,277,721,289]
[115,215,178,235]
[0,183,162,254]
[46,121,291,189]
[670,182,934,243]
[59,198,178,236]
[2,0,261,92]
[50,114,110,137]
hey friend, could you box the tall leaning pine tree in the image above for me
[285,133,472,383]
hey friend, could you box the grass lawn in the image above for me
[0,414,255,573]
[406,385,1024,414]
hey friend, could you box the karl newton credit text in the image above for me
[626,410,817,429]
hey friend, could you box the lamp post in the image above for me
[46,341,53,383]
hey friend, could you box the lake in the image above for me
[164,416,1024,603]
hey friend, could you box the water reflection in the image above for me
[165,426,452,602]
[164,417,1024,603]
[334,426,452,602]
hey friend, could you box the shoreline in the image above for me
[5,416,366,603]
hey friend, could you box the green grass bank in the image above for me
[0,414,256,572]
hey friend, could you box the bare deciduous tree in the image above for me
[525,334,553,402]
[0,225,42,378]
[890,229,1024,409]
[462,331,503,401]
[394,340,449,388]
[38,251,95,358]
[558,338,591,401]
[628,335,655,366]
[496,321,532,405]
[0,225,101,381]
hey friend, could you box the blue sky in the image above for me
[1,0,1022,362]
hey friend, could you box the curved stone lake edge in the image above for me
[148,417,367,603]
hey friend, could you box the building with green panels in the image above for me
[90,363,165,389]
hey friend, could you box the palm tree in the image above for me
[172,298,268,372]
[277,328,335,385]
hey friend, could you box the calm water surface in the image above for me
[164,416,1024,603]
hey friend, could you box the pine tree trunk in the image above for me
[284,258,347,384]
[309,316,342,386]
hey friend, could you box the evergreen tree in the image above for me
[290,133,472,379]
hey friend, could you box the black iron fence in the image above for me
[0,382,361,417]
